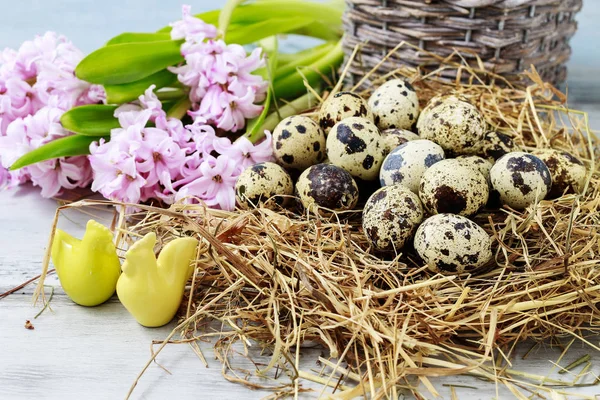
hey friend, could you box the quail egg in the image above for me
[417,94,460,124]
[295,163,359,213]
[235,162,294,210]
[414,213,493,274]
[416,96,485,156]
[419,159,489,217]
[362,185,424,251]
[326,117,385,181]
[319,91,373,134]
[490,152,552,209]
[380,139,445,193]
[381,129,420,154]
[368,79,420,131]
[481,131,519,161]
[272,115,326,170]
[532,149,587,198]
[455,155,493,182]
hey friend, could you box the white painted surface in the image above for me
[1,1,600,399]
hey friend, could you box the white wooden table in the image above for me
[2,2,600,399]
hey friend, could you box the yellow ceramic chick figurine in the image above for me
[51,220,121,307]
[116,232,198,327]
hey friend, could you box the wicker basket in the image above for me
[343,0,583,88]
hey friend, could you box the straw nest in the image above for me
[37,46,599,399]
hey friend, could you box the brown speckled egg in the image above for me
[362,184,424,251]
[382,129,420,154]
[414,214,493,274]
[295,164,359,213]
[417,95,463,130]
[455,155,493,182]
[532,149,587,198]
[482,131,519,161]
[272,115,326,170]
[326,117,384,181]
[419,159,489,217]
[416,97,485,156]
[380,139,445,193]
[368,79,420,131]
[235,162,294,210]
[490,152,552,209]
[319,92,373,134]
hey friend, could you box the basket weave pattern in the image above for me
[343,0,583,87]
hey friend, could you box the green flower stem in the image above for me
[274,42,336,80]
[226,17,314,46]
[245,91,319,143]
[272,39,343,101]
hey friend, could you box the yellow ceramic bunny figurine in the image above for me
[51,220,121,306]
[116,232,198,327]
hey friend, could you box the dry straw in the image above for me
[34,44,599,399]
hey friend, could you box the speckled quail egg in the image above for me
[362,185,424,251]
[381,129,420,154]
[455,155,493,182]
[319,91,373,134]
[490,152,552,209]
[419,159,489,217]
[380,139,445,193]
[532,149,587,198]
[272,115,326,170]
[416,96,485,156]
[368,79,420,131]
[417,94,460,124]
[235,162,294,210]
[295,163,359,213]
[414,213,493,274]
[326,117,384,181]
[481,131,519,161]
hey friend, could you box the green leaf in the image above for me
[76,40,183,85]
[104,69,177,104]
[10,135,104,170]
[106,33,171,46]
[226,17,312,45]
[245,37,278,143]
[274,42,335,80]
[60,105,120,136]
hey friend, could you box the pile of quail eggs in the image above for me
[234,78,588,275]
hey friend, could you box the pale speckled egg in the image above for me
[380,139,445,193]
[319,92,373,134]
[532,149,587,198]
[235,162,294,210]
[416,97,485,156]
[368,79,420,131]
[490,152,552,209]
[326,117,384,181]
[272,115,326,170]
[381,129,420,154]
[362,184,424,251]
[295,163,359,213]
[414,213,493,274]
[419,159,489,217]
[481,131,520,161]
[455,155,493,182]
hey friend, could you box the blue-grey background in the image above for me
[0,1,597,96]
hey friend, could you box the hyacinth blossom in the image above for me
[88,85,273,209]
[169,5,267,133]
[0,32,104,194]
